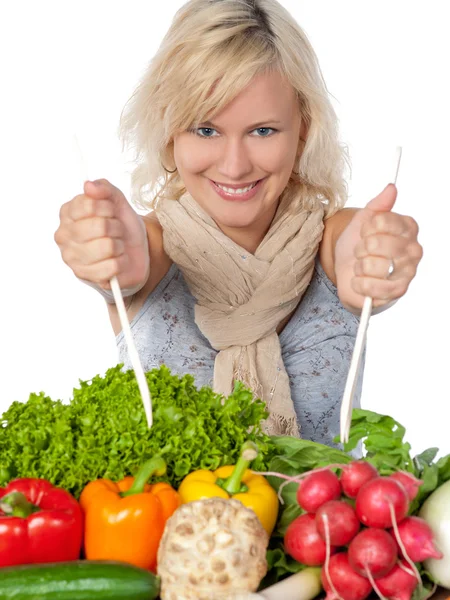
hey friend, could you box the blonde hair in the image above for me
[120,0,349,216]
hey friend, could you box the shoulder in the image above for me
[318,207,359,285]
[143,210,173,284]
[143,210,163,240]
[141,210,169,257]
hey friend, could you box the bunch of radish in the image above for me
[280,461,442,600]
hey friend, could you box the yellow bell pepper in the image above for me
[178,441,278,535]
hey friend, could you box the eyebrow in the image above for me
[200,119,282,129]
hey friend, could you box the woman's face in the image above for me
[173,70,302,246]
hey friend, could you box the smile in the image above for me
[210,178,264,202]
[214,181,258,194]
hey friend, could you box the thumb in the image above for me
[364,183,398,213]
[84,179,126,203]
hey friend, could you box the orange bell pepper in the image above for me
[79,456,181,572]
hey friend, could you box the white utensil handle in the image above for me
[73,135,153,428]
[340,146,403,443]
[110,276,153,427]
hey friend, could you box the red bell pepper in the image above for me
[0,478,83,567]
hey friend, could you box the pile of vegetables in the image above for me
[262,410,450,593]
[0,365,276,496]
[2,365,450,599]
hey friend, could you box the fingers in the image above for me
[351,273,411,301]
[355,212,421,266]
[55,211,122,246]
[67,254,130,286]
[351,207,423,304]
[352,242,422,303]
[83,179,125,203]
[55,180,128,284]
[59,178,126,224]
[354,233,411,261]
[354,255,394,279]
[60,235,127,279]
[64,195,116,222]
[57,222,126,280]
[76,237,125,265]
[70,217,124,243]
[59,233,124,262]
[55,179,150,291]
[361,211,419,239]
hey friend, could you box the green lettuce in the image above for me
[0,365,276,497]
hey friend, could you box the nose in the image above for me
[215,136,253,181]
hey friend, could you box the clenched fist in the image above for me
[334,184,423,311]
[54,179,150,291]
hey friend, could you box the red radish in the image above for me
[284,513,337,566]
[321,552,372,600]
[376,560,419,600]
[348,528,397,579]
[389,471,422,501]
[356,477,409,528]
[297,469,341,513]
[316,500,360,546]
[391,516,443,562]
[340,461,379,498]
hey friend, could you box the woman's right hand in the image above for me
[54,179,150,291]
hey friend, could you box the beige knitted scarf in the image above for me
[157,191,325,436]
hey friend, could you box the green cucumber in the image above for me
[0,560,160,600]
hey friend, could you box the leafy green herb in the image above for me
[336,408,450,512]
[266,436,351,508]
[261,548,303,588]
[0,365,276,497]
[337,409,414,472]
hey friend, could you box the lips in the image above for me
[210,178,264,202]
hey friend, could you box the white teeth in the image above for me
[215,182,257,194]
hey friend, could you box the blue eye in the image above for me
[194,127,218,138]
[252,127,275,137]
[191,126,276,138]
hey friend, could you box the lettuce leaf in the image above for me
[0,365,276,497]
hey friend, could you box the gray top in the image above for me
[117,261,364,448]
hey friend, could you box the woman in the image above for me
[55,0,422,446]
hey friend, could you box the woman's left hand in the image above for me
[334,184,423,311]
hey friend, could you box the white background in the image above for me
[1,1,448,456]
